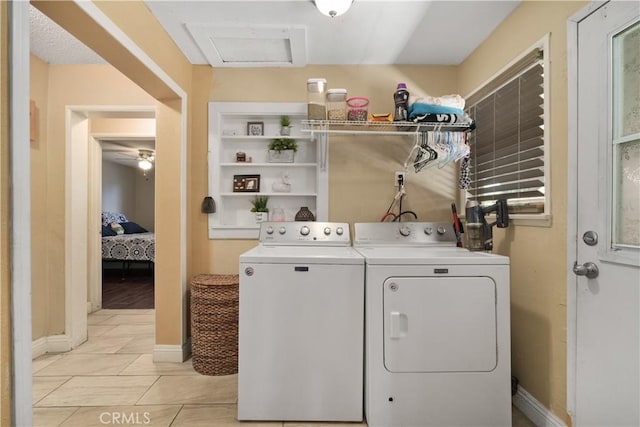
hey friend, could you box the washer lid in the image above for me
[240,245,364,265]
[354,246,509,265]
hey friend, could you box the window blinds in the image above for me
[466,49,545,214]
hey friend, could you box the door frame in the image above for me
[9,1,33,425]
[65,106,157,349]
[88,130,157,313]
[566,1,611,422]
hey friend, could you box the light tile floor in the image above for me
[33,309,535,427]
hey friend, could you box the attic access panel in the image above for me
[186,24,306,67]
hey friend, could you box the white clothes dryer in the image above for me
[238,222,364,422]
[354,222,511,427]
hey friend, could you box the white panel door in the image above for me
[575,2,640,425]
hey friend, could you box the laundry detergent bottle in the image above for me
[393,83,409,121]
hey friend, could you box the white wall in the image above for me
[102,160,155,230]
[135,168,155,231]
[102,160,136,220]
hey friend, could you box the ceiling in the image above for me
[101,139,156,168]
[145,0,521,66]
[29,1,521,67]
[29,1,520,164]
[29,5,105,65]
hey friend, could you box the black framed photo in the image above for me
[233,174,260,192]
[247,121,264,136]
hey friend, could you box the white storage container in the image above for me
[307,78,327,120]
[326,88,347,121]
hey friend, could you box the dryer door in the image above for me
[383,276,497,372]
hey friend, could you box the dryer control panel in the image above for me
[354,222,456,246]
[259,222,351,246]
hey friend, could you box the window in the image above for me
[465,42,549,219]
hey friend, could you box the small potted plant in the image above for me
[268,137,298,163]
[280,115,292,136]
[250,195,269,223]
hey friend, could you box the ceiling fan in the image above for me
[137,149,155,171]
[101,140,156,174]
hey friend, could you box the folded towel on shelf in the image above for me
[408,94,466,110]
[411,112,475,130]
[408,102,464,118]
[411,113,463,123]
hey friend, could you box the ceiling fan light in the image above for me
[138,159,153,171]
[314,0,353,18]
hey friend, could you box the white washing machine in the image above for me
[238,222,364,422]
[354,222,511,427]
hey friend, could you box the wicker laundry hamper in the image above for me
[190,274,239,376]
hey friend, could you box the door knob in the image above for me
[573,261,599,279]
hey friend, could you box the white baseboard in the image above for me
[32,337,48,359]
[32,334,72,359]
[153,338,191,363]
[513,386,567,427]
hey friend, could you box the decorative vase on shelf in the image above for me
[280,115,291,136]
[295,206,315,222]
[254,212,268,223]
[268,149,295,163]
[268,138,297,163]
[270,208,286,222]
[250,196,269,224]
[272,173,292,193]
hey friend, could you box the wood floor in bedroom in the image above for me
[102,268,154,310]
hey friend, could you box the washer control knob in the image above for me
[324,227,332,235]
[399,225,411,236]
[437,225,447,235]
[278,226,286,235]
[336,227,344,236]
[300,226,310,236]
[244,267,254,276]
[424,226,433,235]
[265,226,274,235]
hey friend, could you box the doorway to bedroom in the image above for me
[88,116,156,311]
[99,133,156,310]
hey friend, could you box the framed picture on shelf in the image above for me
[233,174,260,192]
[247,121,264,136]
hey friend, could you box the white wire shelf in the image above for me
[301,120,472,135]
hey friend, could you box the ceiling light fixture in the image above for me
[137,149,155,173]
[314,0,353,18]
[138,159,153,171]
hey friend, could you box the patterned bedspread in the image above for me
[102,232,155,262]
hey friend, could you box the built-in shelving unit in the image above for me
[208,102,328,239]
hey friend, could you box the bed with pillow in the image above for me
[101,211,155,265]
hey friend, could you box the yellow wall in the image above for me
[30,61,155,338]
[30,54,49,341]
[93,1,191,95]
[23,1,588,423]
[90,118,155,135]
[30,0,193,348]
[457,1,587,423]
[0,1,12,423]
[189,65,460,276]
[89,0,192,347]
